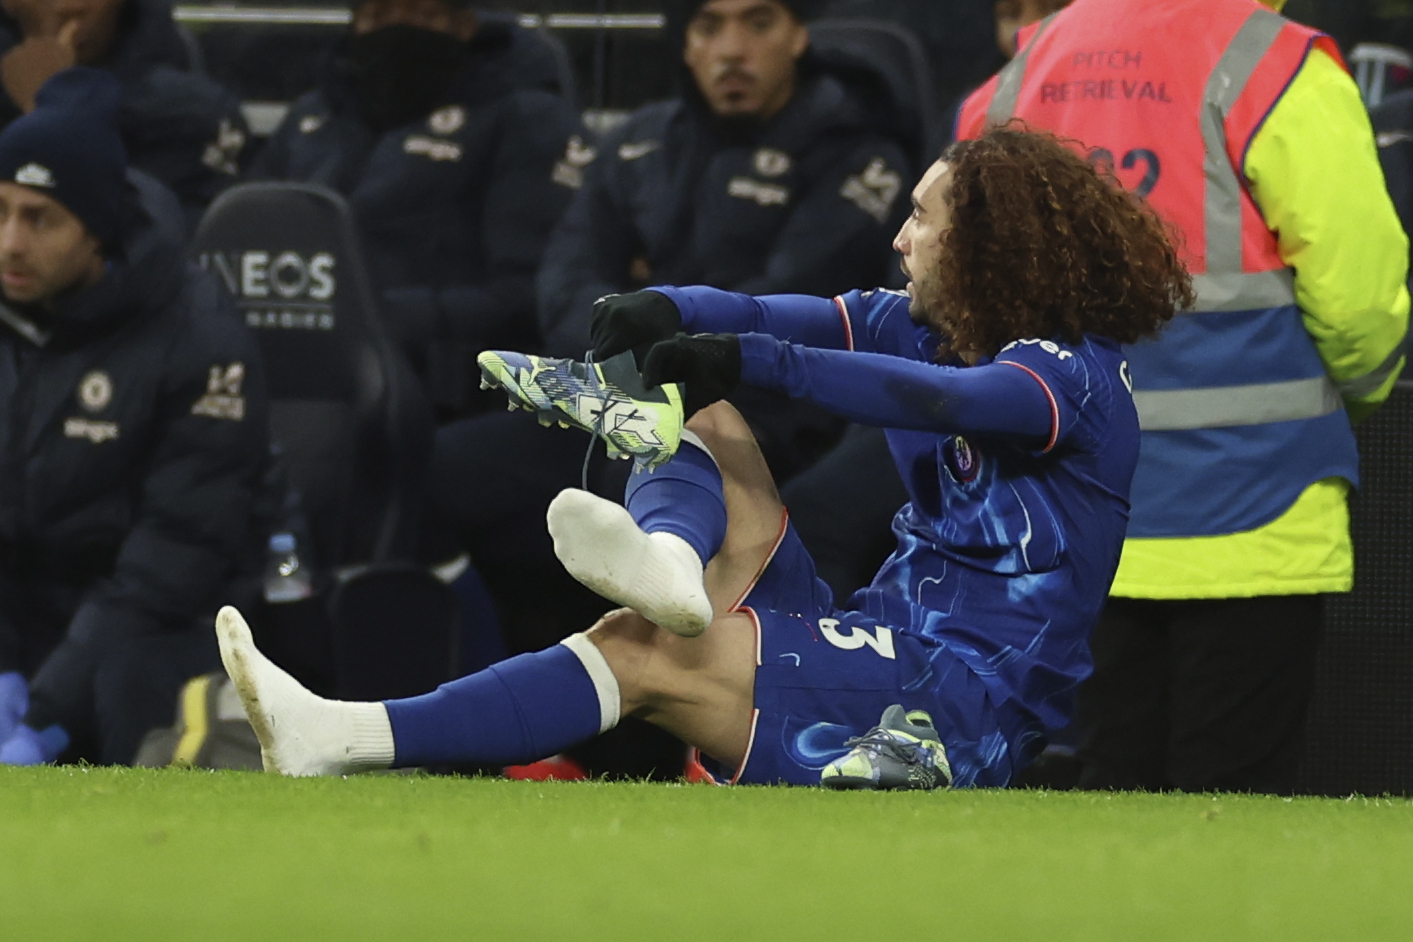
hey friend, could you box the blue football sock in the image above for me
[625,435,726,564]
[383,636,619,768]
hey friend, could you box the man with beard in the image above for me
[214,127,1193,790]
[0,0,250,226]
[537,0,912,372]
[250,0,583,419]
[0,69,273,766]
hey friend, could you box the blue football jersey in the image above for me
[832,288,1140,733]
[664,283,1142,740]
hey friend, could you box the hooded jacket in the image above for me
[249,20,583,414]
[0,174,271,734]
[0,0,250,226]
[537,47,916,358]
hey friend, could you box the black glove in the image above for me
[642,332,741,418]
[590,290,682,362]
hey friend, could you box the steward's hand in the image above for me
[590,290,682,361]
[0,19,78,113]
[642,332,741,417]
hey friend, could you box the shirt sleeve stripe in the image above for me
[998,360,1060,453]
[833,296,855,351]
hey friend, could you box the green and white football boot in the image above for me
[476,349,684,470]
[820,704,954,790]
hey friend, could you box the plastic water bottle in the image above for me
[263,532,313,603]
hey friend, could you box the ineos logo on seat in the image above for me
[199,251,338,331]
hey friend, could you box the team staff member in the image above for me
[251,0,583,420]
[0,69,273,766]
[958,0,1409,793]
[538,0,912,363]
[0,0,251,225]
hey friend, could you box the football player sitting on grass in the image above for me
[215,126,1193,789]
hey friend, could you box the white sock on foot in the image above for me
[547,489,714,637]
[215,606,395,777]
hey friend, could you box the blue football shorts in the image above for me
[694,513,1018,788]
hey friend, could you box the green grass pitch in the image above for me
[2,767,1411,941]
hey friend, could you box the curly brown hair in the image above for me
[930,124,1193,359]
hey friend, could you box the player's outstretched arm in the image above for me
[646,331,1060,445]
[590,287,857,363]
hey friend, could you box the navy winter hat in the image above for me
[0,68,127,245]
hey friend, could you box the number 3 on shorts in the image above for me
[819,618,896,660]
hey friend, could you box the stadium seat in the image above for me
[193,182,458,700]
[809,17,942,167]
[1350,42,1413,109]
[176,23,207,74]
[327,563,461,701]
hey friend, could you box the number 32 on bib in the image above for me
[819,618,896,660]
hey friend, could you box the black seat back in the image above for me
[810,18,942,167]
[328,564,460,700]
[193,182,433,570]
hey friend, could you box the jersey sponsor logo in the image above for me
[191,362,247,421]
[943,435,981,484]
[78,371,112,413]
[1119,359,1133,394]
[63,417,119,443]
[819,618,896,660]
[553,135,598,190]
[298,115,324,135]
[727,176,789,207]
[999,337,1074,361]
[840,157,901,223]
[14,162,54,188]
[617,140,660,161]
[403,135,462,162]
[428,105,466,135]
[752,147,791,178]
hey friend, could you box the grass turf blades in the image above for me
[2,766,1411,941]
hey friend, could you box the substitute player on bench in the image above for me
[215,127,1193,789]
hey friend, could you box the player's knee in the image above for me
[585,609,752,713]
[584,609,661,707]
[685,401,752,453]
